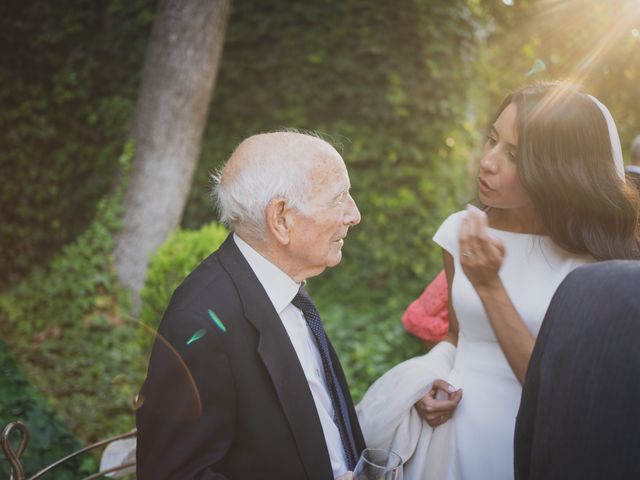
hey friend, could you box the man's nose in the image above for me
[344,194,361,226]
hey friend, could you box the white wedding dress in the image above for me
[357,210,592,480]
[435,210,593,479]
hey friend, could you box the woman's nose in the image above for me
[479,151,499,174]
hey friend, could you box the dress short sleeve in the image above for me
[432,210,465,260]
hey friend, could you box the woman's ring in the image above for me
[463,250,473,257]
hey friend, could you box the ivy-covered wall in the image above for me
[0,0,155,288]
[183,0,480,297]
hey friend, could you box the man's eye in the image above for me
[486,135,497,146]
[335,193,347,205]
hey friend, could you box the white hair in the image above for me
[211,132,338,241]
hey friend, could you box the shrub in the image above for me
[0,145,143,444]
[314,295,426,403]
[0,339,93,479]
[139,222,229,351]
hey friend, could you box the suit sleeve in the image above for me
[136,307,235,480]
[513,273,566,480]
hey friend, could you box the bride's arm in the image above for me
[459,207,535,384]
[414,249,462,428]
[442,250,459,346]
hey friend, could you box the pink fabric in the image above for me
[402,270,449,342]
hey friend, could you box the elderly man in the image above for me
[136,132,365,479]
[515,260,640,479]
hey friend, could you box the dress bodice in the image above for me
[432,210,593,479]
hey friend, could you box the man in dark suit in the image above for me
[515,260,640,480]
[626,135,640,192]
[136,132,365,479]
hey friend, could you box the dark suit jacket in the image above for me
[515,260,640,480]
[136,235,365,479]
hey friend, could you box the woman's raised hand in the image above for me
[459,204,505,294]
[415,378,463,427]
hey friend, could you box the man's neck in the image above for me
[234,233,302,282]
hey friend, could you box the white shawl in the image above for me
[356,341,457,480]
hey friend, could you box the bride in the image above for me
[357,81,640,480]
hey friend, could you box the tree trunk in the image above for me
[114,0,230,313]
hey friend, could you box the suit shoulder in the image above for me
[165,250,239,315]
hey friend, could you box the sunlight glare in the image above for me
[551,0,640,87]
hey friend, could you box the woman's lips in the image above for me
[478,177,495,194]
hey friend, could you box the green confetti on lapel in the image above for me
[186,329,207,345]
[208,309,226,332]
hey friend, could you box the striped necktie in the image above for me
[291,287,358,470]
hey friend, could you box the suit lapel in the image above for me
[217,236,333,480]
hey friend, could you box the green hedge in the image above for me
[0,339,94,479]
[139,223,229,352]
[315,293,425,402]
[0,145,142,445]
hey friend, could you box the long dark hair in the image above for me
[494,81,640,260]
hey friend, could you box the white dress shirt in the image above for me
[233,234,349,477]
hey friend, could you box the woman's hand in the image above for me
[458,205,536,384]
[459,204,505,294]
[415,379,462,427]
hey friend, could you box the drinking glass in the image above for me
[353,448,403,480]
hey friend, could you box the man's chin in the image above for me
[326,251,343,268]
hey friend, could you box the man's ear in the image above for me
[265,197,293,245]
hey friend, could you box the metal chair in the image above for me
[1,420,136,480]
